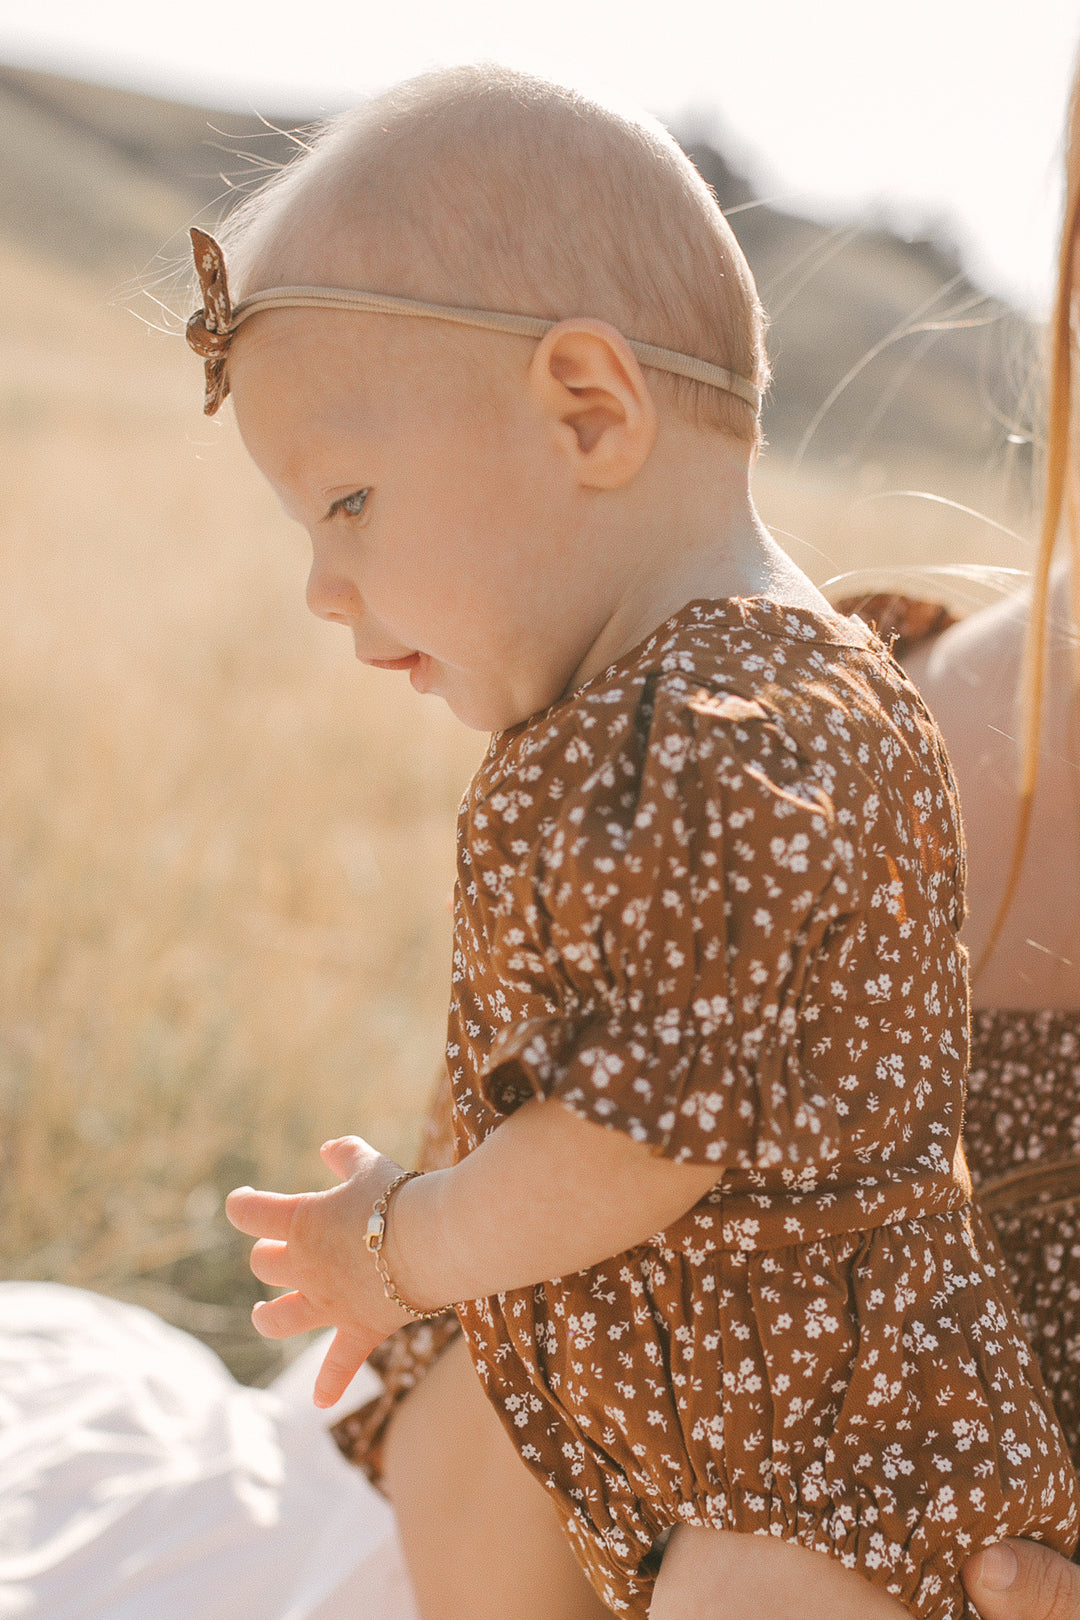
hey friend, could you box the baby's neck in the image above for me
[569,432,833,693]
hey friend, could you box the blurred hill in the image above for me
[685,139,1036,470]
[0,61,1037,477]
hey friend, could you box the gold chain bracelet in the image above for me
[364,1170,451,1322]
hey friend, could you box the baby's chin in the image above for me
[432,670,562,734]
[442,694,529,735]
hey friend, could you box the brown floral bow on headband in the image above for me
[184,226,764,419]
[186,229,235,416]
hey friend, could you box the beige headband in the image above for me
[186,227,763,418]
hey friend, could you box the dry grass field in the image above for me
[0,229,1039,1381]
[0,246,486,1379]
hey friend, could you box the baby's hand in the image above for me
[226,1137,413,1408]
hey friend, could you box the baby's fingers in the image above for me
[226,1186,301,1241]
[248,1238,295,1290]
[251,1290,329,1340]
[313,1328,372,1409]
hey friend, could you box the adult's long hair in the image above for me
[976,53,1080,978]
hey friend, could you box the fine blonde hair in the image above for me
[218,65,769,445]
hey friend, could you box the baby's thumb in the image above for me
[319,1135,371,1182]
[961,1539,1080,1620]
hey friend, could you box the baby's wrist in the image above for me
[371,1170,458,1319]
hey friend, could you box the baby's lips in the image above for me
[362,652,420,671]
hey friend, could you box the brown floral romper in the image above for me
[337,599,1078,1618]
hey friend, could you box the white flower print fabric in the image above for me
[965,1009,1080,1478]
[442,600,1078,1618]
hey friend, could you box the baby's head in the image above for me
[220,64,767,443]
[196,66,770,730]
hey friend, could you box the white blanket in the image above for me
[0,1283,419,1619]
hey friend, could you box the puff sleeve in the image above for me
[477,678,857,1168]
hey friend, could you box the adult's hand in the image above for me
[962,1540,1080,1620]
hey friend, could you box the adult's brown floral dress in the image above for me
[832,593,1080,1481]
[338,598,1079,1619]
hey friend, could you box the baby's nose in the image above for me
[305,555,362,624]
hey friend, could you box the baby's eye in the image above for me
[340,488,370,518]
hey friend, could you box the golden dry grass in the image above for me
[0,251,485,1377]
[0,244,1037,1380]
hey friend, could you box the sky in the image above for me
[1,0,1078,315]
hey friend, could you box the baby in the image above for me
[203,66,1079,1619]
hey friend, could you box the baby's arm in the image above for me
[385,1095,719,1303]
[226,1099,719,1406]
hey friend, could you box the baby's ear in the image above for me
[528,319,658,489]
